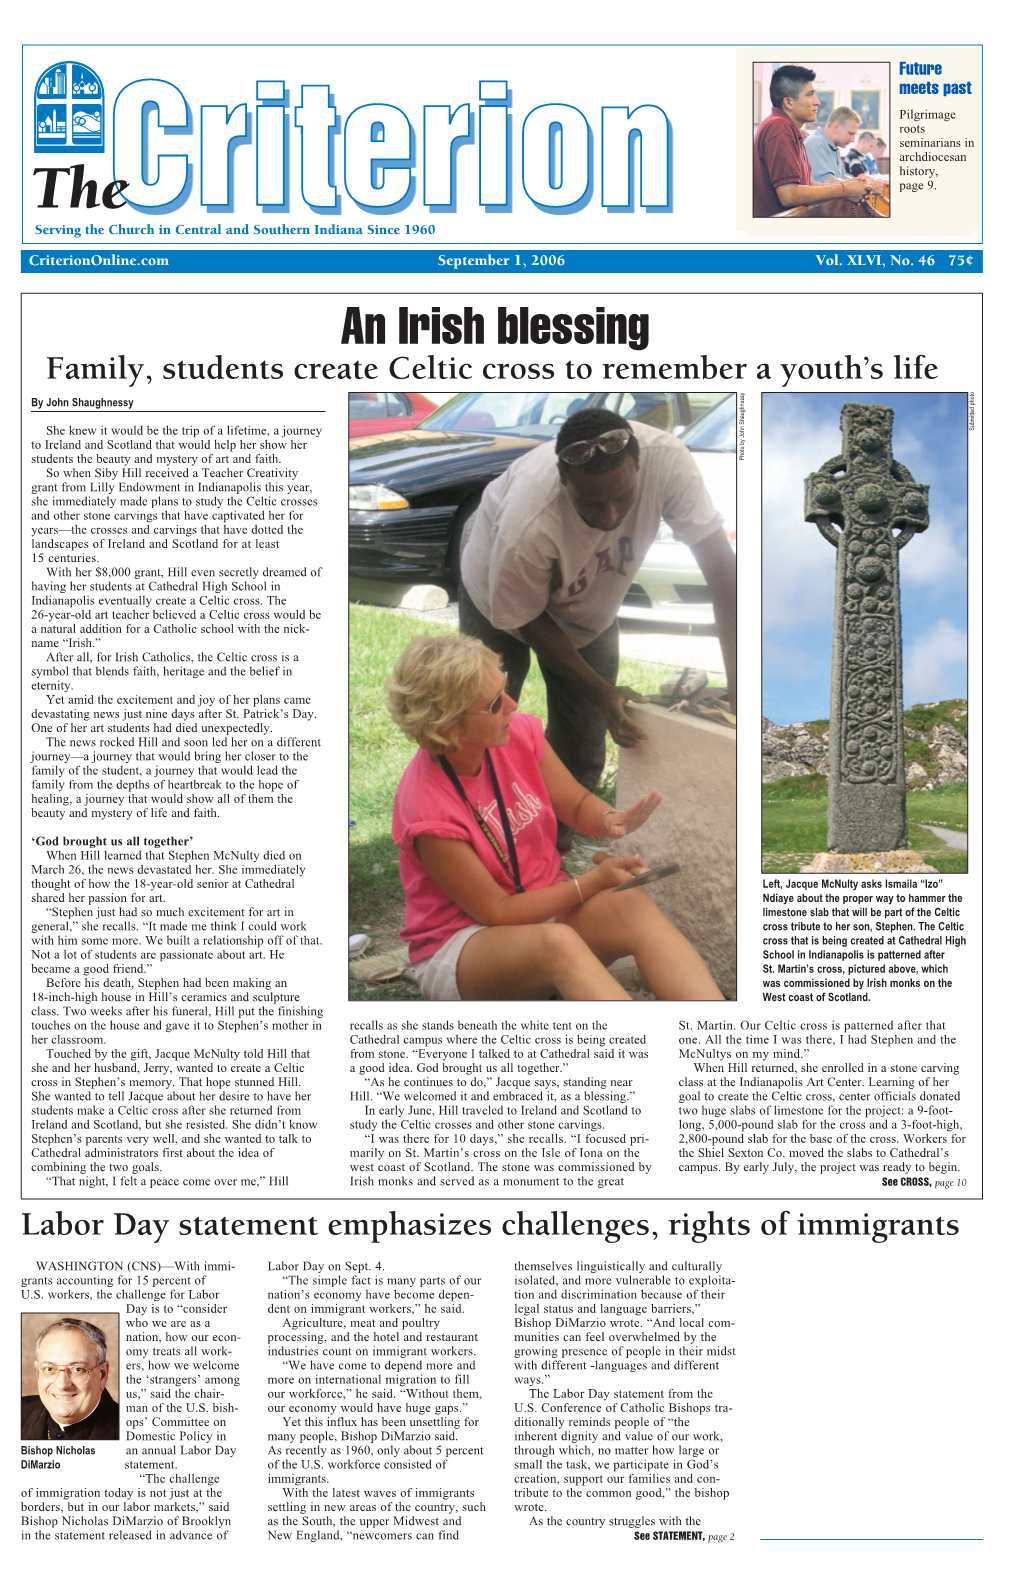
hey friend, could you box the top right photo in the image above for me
[753,60,890,219]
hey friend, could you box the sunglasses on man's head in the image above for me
[558,429,631,465]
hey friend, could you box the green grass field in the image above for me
[761,775,968,874]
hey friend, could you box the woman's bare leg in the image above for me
[456,923,631,1001]
[562,889,722,1000]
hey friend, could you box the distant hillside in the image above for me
[762,700,967,789]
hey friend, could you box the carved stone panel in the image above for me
[804,404,928,852]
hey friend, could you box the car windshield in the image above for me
[682,395,736,454]
[420,390,678,437]
[420,392,583,437]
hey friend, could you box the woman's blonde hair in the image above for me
[386,633,502,753]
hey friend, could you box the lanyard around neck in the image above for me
[437,750,524,894]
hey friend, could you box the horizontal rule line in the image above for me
[28,410,327,414]
[22,249,984,275]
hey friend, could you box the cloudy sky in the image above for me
[761,392,968,725]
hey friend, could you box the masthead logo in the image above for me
[34,61,105,153]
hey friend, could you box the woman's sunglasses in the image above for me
[464,677,508,715]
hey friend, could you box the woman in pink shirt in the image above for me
[388,634,721,1002]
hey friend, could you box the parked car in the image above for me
[349,389,694,584]
[676,391,731,429]
[348,390,436,438]
[619,394,737,630]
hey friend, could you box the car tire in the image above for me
[444,491,484,589]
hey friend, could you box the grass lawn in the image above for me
[348,603,675,999]
[761,775,967,874]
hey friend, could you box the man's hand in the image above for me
[602,790,663,838]
[843,176,869,200]
[601,687,649,747]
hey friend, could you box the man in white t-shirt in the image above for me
[459,409,736,850]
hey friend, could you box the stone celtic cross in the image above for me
[805,403,929,852]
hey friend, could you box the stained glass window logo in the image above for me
[35,61,105,153]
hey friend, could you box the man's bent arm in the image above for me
[518,611,646,746]
[775,176,868,207]
[690,528,737,711]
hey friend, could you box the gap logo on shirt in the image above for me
[563,536,635,598]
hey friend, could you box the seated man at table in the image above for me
[806,106,861,184]
[845,129,886,183]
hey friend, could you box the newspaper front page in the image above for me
[14,15,1006,1574]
